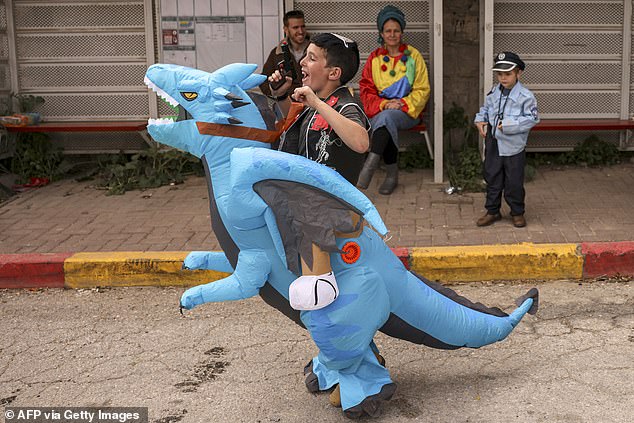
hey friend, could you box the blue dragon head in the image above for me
[144,63,272,158]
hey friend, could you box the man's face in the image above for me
[285,18,307,46]
[299,43,334,97]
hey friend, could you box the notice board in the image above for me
[161,16,246,72]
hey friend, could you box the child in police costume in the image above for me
[474,52,539,228]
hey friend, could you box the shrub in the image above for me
[95,145,203,195]
[399,142,433,170]
[445,145,486,192]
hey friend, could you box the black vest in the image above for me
[279,86,369,184]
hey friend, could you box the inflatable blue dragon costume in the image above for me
[144,63,538,419]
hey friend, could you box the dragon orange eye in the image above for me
[181,92,198,101]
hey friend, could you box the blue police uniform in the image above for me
[474,63,539,218]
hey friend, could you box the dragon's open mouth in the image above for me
[144,76,180,125]
[144,76,178,106]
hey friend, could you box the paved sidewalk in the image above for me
[1,163,633,255]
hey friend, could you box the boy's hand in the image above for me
[292,86,320,109]
[268,69,292,98]
[475,121,488,138]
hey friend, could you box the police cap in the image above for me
[492,51,525,71]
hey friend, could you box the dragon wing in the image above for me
[228,147,387,275]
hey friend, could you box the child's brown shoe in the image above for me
[476,213,502,227]
[512,215,526,228]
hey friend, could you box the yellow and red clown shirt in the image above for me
[359,43,430,119]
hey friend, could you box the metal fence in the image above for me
[5,0,157,152]
[291,0,433,87]
[486,0,634,151]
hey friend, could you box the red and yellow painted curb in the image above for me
[1,242,632,289]
[1,252,229,289]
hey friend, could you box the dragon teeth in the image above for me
[147,117,176,126]
[144,76,179,107]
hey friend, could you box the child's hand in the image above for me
[475,121,488,138]
[291,86,320,108]
[268,69,292,98]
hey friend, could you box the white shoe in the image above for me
[289,272,339,311]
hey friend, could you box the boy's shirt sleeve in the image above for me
[400,48,430,119]
[474,103,490,124]
[501,91,540,135]
[475,85,497,124]
[340,103,370,131]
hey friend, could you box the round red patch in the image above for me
[341,242,361,264]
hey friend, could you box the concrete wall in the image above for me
[443,0,480,123]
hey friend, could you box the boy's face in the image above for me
[496,69,522,89]
[300,43,339,97]
[284,18,307,47]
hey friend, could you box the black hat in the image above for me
[492,52,525,71]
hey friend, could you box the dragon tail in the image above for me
[509,287,539,325]
[380,272,539,349]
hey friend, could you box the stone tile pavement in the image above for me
[1,162,633,255]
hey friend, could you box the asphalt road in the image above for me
[1,279,633,423]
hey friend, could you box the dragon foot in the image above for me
[343,383,397,419]
[326,351,386,410]
[304,360,321,393]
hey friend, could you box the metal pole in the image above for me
[480,0,494,159]
[145,0,158,118]
[6,0,19,108]
[620,0,632,149]
[433,0,443,183]
[483,0,494,96]
[620,0,632,120]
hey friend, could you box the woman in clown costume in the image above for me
[357,5,430,195]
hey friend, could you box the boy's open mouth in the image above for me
[302,70,308,83]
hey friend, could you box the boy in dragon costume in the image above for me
[144,61,539,419]
[268,32,377,406]
[268,33,371,324]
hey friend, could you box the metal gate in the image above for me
[289,0,433,87]
[5,0,158,153]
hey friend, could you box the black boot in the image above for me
[378,163,398,195]
[356,152,381,189]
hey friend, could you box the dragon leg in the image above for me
[302,266,395,415]
[308,346,394,416]
[180,250,271,309]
